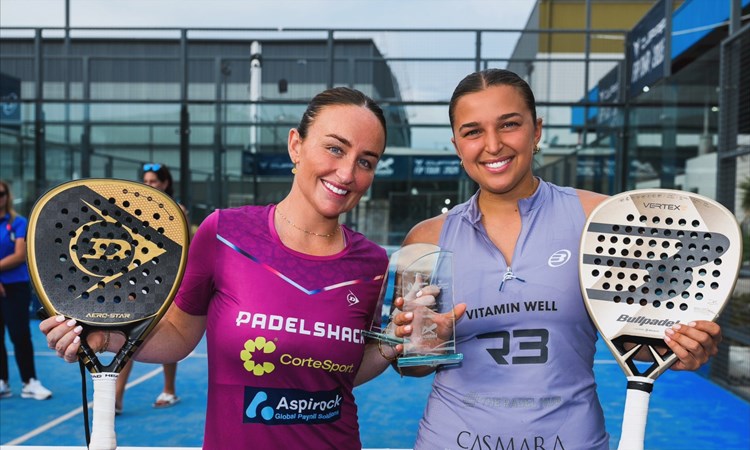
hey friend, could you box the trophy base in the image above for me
[361,330,405,346]
[397,353,463,368]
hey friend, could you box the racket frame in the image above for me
[26,178,189,450]
[579,188,742,450]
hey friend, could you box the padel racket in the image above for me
[579,189,742,450]
[27,179,189,450]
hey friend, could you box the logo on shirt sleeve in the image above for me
[244,387,343,425]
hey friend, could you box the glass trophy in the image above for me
[363,243,463,367]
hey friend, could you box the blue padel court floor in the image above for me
[1,319,748,450]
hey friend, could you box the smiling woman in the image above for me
[391,69,724,450]
[39,87,403,450]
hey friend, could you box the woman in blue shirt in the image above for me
[0,180,52,400]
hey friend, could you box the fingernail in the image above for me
[405,312,414,320]
[73,336,80,344]
[67,319,77,327]
[665,328,675,336]
[416,290,423,297]
[673,323,681,330]
[688,321,696,327]
[56,315,66,323]
[664,335,672,343]
[404,325,412,333]
[73,326,83,334]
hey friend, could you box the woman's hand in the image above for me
[39,315,108,363]
[665,320,722,371]
[389,286,466,349]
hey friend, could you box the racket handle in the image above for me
[90,373,118,450]
[617,376,654,450]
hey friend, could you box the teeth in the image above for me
[323,181,348,195]
[485,159,510,169]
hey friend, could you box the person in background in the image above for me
[40,87,403,449]
[0,180,53,400]
[113,163,187,414]
[389,69,722,449]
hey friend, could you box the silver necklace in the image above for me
[275,208,339,238]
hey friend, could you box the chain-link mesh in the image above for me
[714,23,750,401]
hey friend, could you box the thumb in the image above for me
[452,303,467,321]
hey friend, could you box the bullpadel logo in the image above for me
[244,387,343,425]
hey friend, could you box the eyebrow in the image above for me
[326,133,381,159]
[458,112,522,132]
[327,133,351,147]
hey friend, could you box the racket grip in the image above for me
[617,376,654,450]
[90,373,119,450]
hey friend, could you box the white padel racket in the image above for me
[27,179,189,450]
[579,189,742,450]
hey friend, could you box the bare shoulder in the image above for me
[575,189,609,218]
[403,214,447,246]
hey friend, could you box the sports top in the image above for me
[175,204,388,450]
[415,179,609,450]
[0,213,30,284]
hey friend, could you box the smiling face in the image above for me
[451,84,541,197]
[287,104,385,219]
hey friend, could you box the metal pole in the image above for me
[80,56,91,178]
[64,0,71,171]
[582,0,591,148]
[179,29,191,211]
[730,0,741,35]
[327,30,334,89]
[249,41,262,152]
[475,31,482,72]
[34,29,46,198]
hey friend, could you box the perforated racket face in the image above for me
[580,190,741,344]
[27,179,189,326]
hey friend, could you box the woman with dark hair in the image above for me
[41,87,402,448]
[114,163,186,413]
[391,69,722,449]
[0,180,53,400]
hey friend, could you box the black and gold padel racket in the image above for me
[27,179,189,450]
[579,189,742,450]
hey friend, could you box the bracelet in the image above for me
[98,331,110,354]
[377,340,399,362]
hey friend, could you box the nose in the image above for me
[485,131,503,155]
[335,158,357,184]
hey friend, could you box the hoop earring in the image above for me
[291,162,298,175]
[459,160,464,167]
